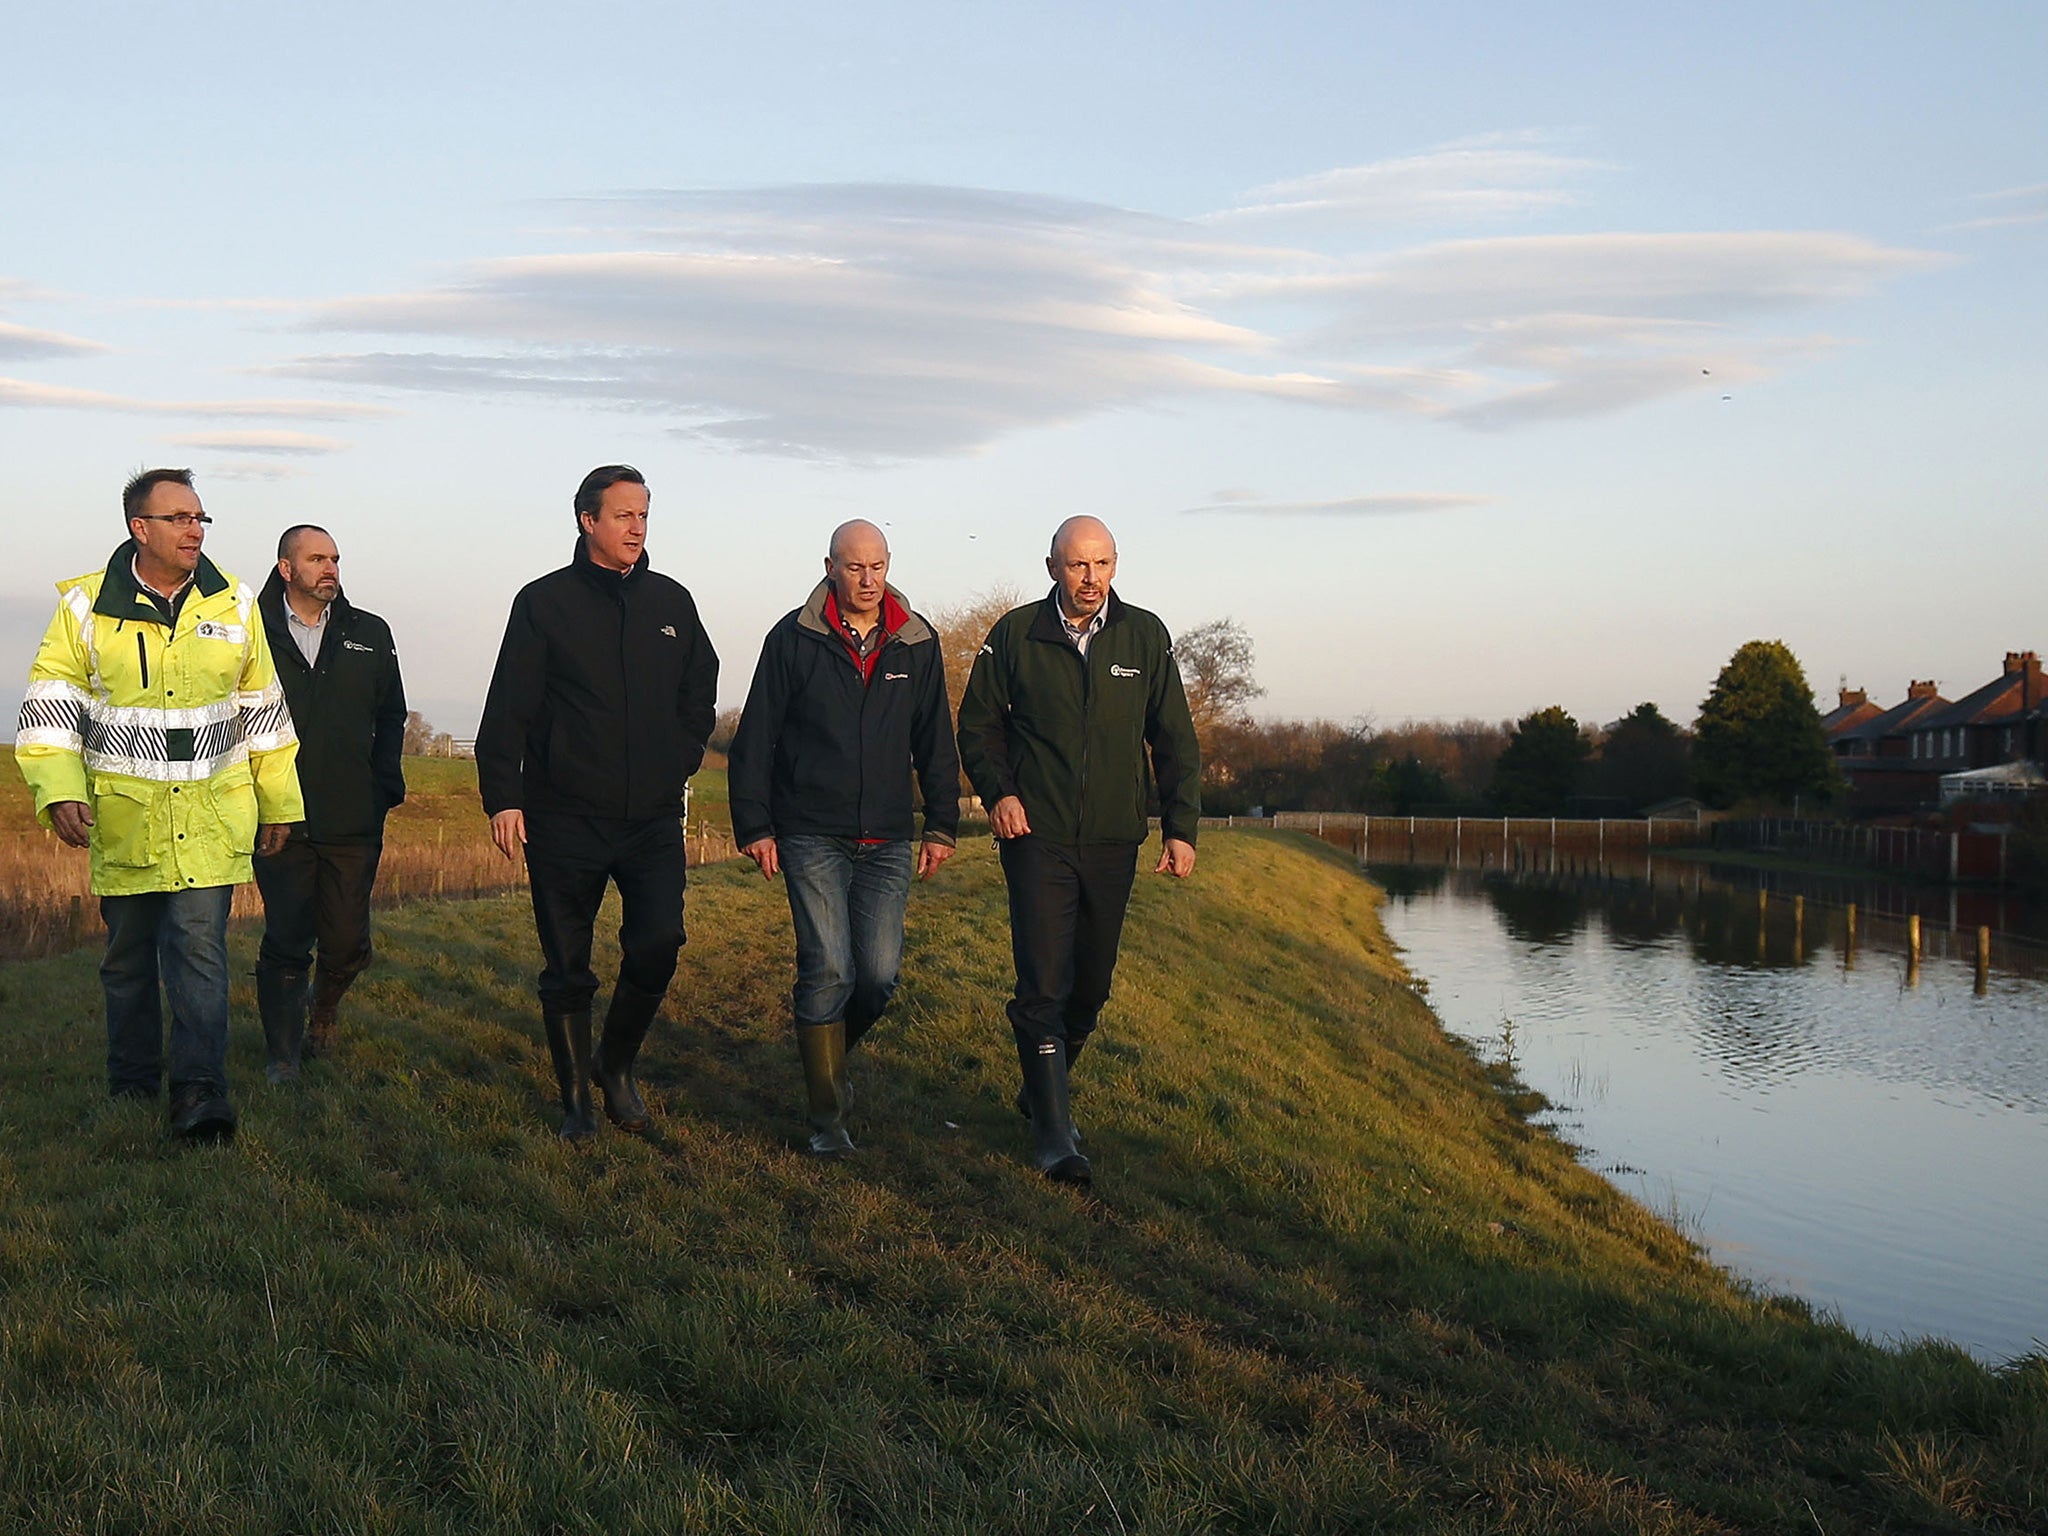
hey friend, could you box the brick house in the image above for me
[1828,680,1948,814]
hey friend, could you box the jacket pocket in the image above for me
[90,777,161,868]
[204,764,259,856]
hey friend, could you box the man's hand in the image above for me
[255,823,294,858]
[917,840,955,880]
[490,808,527,861]
[1155,837,1196,879]
[742,836,780,879]
[988,795,1031,840]
[49,801,93,849]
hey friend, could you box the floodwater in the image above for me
[1367,859,2048,1364]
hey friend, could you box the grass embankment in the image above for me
[1,831,2040,1533]
[0,751,734,959]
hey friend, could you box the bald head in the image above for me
[828,519,889,563]
[1049,515,1114,563]
[1046,516,1117,622]
[824,519,891,627]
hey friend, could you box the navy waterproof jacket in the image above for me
[727,580,959,849]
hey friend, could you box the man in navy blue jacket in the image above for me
[728,520,959,1154]
[476,465,719,1139]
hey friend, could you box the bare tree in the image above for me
[402,710,436,756]
[1175,617,1264,749]
[930,583,1022,730]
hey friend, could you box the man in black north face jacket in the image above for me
[253,524,407,1084]
[728,519,959,1155]
[476,465,719,1139]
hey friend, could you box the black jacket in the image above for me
[957,588,1201,846]
[728,580,960,848]
[257,572,407,844]
[476,539,718,821]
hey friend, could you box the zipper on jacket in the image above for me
[136,631,149,691]
[1076,641,1092,834]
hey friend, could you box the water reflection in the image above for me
[1367,859,2048,1364]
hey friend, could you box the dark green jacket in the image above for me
[957,588,1200,846]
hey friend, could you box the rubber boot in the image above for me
[304,968,350,1059]
[796,1021,855,1156]
[1016,1039,1090,1184]
[1014,1033,1084,1144]
[543,1008,598,1140]
[257,966,310,1086]
[595,981,662,1132]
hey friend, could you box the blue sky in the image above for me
[4,2,2043,737]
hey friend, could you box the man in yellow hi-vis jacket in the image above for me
[15,469,302,1142]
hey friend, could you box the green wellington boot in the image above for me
[257,966,310,1086]
[796,1020,855,1156]
[1016,1039,1090,1185]
[542,1008,598,1140]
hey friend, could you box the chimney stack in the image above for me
[1839,686,1867,709]
[1907,679,1938,699]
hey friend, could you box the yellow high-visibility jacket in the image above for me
[15,543,303,896]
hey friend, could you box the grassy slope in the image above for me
[0,830,2040,1534]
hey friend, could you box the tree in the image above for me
[1694,640,1841,809]
[1175,618,1265,752]
[402,710,436,756]
[707,707,742,758]
[930,584,1021,732]
[1369,754,1452,814]
[1488,706,1591,815]
[1593,702,1694,812]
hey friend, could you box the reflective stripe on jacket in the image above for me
[14,542,304,895]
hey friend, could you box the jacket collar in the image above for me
[257,566,354,661]
[795,578,932,646]
[92,539,230,621]
[1026,585,1125,644]
[572,535,648,591]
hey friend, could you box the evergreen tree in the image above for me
[1694,640,1841,808]
[1488,706,1591,815]
[1595,702,1694,811]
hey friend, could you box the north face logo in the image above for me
[660,625,678,638]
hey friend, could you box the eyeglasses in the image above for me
[133,513,213,528]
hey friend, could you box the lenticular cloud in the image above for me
[279,154,1943,461]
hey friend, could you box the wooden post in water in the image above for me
[1976,925,1991,996]
[1844,902,1857,969]
[1907,913,1922,987]
[1756,888,1768,963]
[1793,894,1804,957]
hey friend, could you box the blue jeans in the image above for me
[99,884,235,1098]
[779,836,913,1037]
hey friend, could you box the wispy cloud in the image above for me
[1181,493,1489,517]
[270,144,1940,460]
[204,460,311,482]
[1215,139,1605,225]
[0,320,107,361]
[0,378,393,420]
[1944,180,2048,231]
[162,429,350,455]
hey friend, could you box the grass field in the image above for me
[0,751,734,960]
[0,830,2041,1533]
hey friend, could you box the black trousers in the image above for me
[525,812,687,1013]
[254,838,382,983]
[997,836,1140,1052]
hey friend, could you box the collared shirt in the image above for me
[286,601,331,666]
[131,555,195,627]
[1059,603,1107,657]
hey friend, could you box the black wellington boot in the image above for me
[257,966,310,1086]
[796,1021,855,1156]
[1014,1033,1084,1144]
[595,982,662,1132]
[543,1008,599,1140]
[304,967,351,1059]
[1016,1039,1090,1184]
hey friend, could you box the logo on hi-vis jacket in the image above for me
[1110,664,1141,677]
[194,621,242,642]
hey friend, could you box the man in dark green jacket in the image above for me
[956,515,1200,1184]
[253,525,407,1083]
